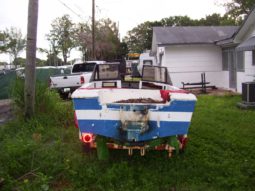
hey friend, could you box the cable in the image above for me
[57,0,84,20]
[74,3,86,16]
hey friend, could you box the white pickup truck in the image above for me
[49,61,105,98]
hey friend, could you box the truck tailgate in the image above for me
[50,74,82,89]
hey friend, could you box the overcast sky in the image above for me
[0,0,229,61]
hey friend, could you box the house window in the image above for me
[253,50,255,66]
[236,51,244,72]
[222,50,229,71]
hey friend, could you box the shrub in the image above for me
[10,78,64,117]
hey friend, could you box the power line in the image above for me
[74,3,86,16]
[57,0,84,20]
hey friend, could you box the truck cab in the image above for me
[49,61,105,98]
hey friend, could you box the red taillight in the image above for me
[80,76,85,84]
[82,133,93,143]
[74,112,78,128]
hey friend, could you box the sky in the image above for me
[0,0,229,62]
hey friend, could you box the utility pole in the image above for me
[117,21,120,40]
[25,0,38,118]
[92,0,95,59]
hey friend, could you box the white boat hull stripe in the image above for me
[76,110,193,122]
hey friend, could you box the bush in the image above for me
[10,78,65,118]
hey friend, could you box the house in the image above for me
[151,7,255,93]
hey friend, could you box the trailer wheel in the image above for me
[59,92,68,100]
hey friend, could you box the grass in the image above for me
[1,91,255,190]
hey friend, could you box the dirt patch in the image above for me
[188,88,240,96]
[115,98,164,104]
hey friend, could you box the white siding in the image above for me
[235,21,255,93]
[221,71,230,89]
[161,44,229,88]
[244,51,255,77]
[235,51,255,93]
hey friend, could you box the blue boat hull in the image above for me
[73,97,196,142]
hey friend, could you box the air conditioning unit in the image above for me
[242,82,255,103]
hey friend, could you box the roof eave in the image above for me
[234,5,255,42]
[157,42,216,47]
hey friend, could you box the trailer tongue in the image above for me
[72,63,197,158]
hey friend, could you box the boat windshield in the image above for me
[142,65,172,85]
[91,63,120,81]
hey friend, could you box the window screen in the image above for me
[222,50,229,71]
[236,51,244,72]
[253,50,255,66]
[142,66,166,83]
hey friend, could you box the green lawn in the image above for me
[0,94,255,191]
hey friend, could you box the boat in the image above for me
[72,63,197,157]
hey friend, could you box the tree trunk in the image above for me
[13,53,18,69]
[63,54,67,65]
[24,0,39,118]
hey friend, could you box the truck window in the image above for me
[72,63,96,73]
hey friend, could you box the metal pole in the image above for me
[92,0,95,59]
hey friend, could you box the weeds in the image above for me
[10,78,65,118]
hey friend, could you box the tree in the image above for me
[0,27,26,68]
[123,14,238,53]
[123,21,161,53]
[45,53,62,66]
[0,61,8,67]
[24,0,38,118]
[14,57,26,67]
[38,47,61,66]
[160,16,198,26]
[0,31,7,53]
[116,42,128,58]
[199,13,237,26]
[47,15,75,65]
[124,16,201,53]
[75,22,91,61]
[95,18,120,60]
[223,0,255,20]
[76,18,121,60]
